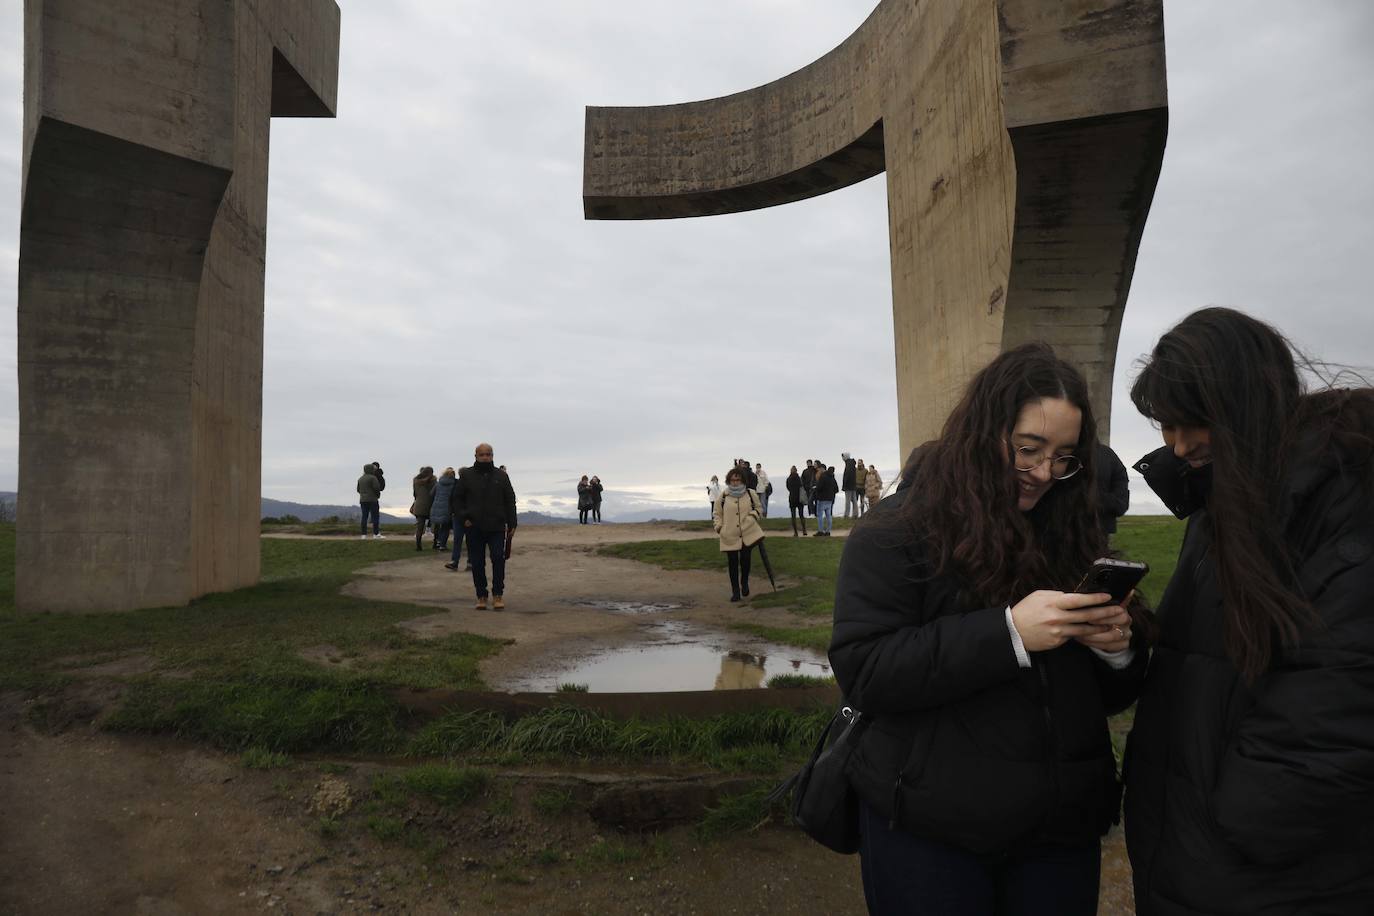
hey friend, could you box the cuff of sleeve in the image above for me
[1005,607,1032,668]
[1090,646,1136,670]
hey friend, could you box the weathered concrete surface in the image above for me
[17,0,340,612]
[583,0,1167,453]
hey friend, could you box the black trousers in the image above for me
[789,504,808,533]
[466,528,506,597]
[726,544,754,596]
[858,804,1100,916]
[579,508,589,524]
[592,502,601,523]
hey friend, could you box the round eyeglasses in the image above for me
[1009,444,1082,480]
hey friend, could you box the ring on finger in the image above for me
[1113,625,1125,638]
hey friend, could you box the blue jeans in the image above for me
[449,526,466,564]
[858,804,1099,915]
[360,501,380,535]
[467,528,507,597]
[817,500,834,533]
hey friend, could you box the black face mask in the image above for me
[475,460,495,474]
[1135,447,1213,519]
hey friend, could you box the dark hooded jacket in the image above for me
[842,456,857,491]
[1124,436,1374,915]
[813,469,840,502]
[786,471,804,508]
[830,490,1145,855]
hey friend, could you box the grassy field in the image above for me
[0,529,505,751]
[600,515,1186,653]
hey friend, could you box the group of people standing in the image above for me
[829,307,1374,915]
[785,457,884,537]
[357,444,518,611]
[575,475,604,524]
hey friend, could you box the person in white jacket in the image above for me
[754,463,771,517]
[706,475,722,519]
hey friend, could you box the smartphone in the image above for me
[1075,558,1148,604]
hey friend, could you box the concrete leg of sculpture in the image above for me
[583,0,1167,454]
[17,0,341,613]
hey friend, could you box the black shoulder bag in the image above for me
[768,704,868,854]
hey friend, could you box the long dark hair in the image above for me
[1131,307,1374,680]
[899,343,1104,606]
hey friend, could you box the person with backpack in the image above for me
[786,465,808,537]
[830,343,1142,914]
[713,467,764,602]
[1123,308,1374,915]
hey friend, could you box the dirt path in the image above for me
[336,523,840,689]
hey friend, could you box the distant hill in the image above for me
[605,506,710,524]
[261,498,408,524]
[518,511,578,526]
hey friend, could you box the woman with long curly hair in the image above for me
[1124,308,1374,915]
[830,343,1145,914]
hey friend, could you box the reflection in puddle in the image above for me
[564,599,686,615]
[500,621,831,693]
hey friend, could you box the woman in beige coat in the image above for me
[864,464,883,508]
[713,467,764,602]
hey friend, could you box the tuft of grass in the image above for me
[731,622,833,654]
[408,705,830,775]
[373,764,490,810]
[533,847,562,866]
[239,747,293,770]
[580,838,646,867]
[532,787,577,819]
[317,817,342,839]
[556,682,589,693]
[366,815,406,842]
[765,673,836,690]
[696,785,780,841]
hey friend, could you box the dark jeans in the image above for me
[467,528,507,597]
[592,502,601,523]
[579,509,589,524]
[789,504,808,534]
[433,519,453,550]
[726,544,754,597]
[858,804,1100,916]
[360,501,380,535]
[450,525,466,564]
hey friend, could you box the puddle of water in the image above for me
[564,599,686,615]
[501,621,831,693]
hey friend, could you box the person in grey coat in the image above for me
[357,463,384,539]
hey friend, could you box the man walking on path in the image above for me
[357,463,385,539]
[754,463,771,517]
[854,460,868,517]
[841,452,858,518]
[453,443,518,610]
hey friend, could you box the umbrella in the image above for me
[504,527,515,561]
[755,538,778,592]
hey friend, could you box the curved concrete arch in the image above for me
[585,0,1167,452]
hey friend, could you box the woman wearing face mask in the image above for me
[830,343,1145,915]
[713,467,764,602]
[1123,308,1374,915]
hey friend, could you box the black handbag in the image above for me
[769,704,868,854]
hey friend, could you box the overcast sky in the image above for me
[1,1,1371,518]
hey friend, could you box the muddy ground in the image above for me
[0,523,1135,914]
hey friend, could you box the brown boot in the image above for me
[475,596,488,610]
[492,596,505,610]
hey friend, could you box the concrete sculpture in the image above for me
[18,0,341,612]
[584,0,1168,455]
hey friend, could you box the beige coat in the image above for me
[864,467,883,504]
[713,489,764,552]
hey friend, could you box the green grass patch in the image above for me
[696,785,780,841]
[765,673,836,690]
[366,815,407,842]
[239,747,293,770]
[372,764,490,810]
[556,682,589,693]
[1112,517,1186,604]
[0,531,504,753]
[532,787,577,819]
[409,706,830,774]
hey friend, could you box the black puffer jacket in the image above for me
[830,492,1145,854]
[452,464,517,533]
[1124,445,1374,915]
